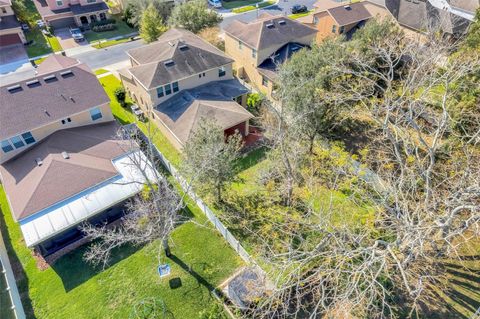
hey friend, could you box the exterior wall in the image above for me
[73,9,108,26]
[121,74,154,113]
[0,102,113,164]
[46,0,72,10]
[152,113,184,151]
[0,5,14,16]
[312,11,338,42]
[0,27,27,44]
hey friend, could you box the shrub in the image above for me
[114,87,126,106]
[92,23,117,32]
[89,18,116,28]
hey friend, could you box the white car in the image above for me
[36,19,45,28]
[208,0,222,8]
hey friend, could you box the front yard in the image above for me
[84,15,136,43]
[221,0,262,10]
[25,29,62,57]
[0,75,244,319]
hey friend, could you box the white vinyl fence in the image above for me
[129,125,254,264]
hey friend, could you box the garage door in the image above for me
[49,17,76,29]
[0,33,21,46]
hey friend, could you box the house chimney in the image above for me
[35,158,43,166]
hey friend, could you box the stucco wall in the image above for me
[0,102,113,164]
[0,5,14,16]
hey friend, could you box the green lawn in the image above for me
[288,10,313,19]
[222,0,262,10]
[25,29,58,58]
[94,68,110,75]
[92,37,132,49]
[84,16,136,43]
[232,0,275,13]
[0,75,243,319]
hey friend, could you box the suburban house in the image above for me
[298,2,373,42]
[0,0,26,46]
[224,13,317,99]
[0,55,157,257]
[33,0,109,28]
[367,0,477,36]
[119,28,254,150]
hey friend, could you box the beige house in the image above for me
[119,28,254,150]
[0,0,26,45]
[33,0,109,28]
[224,13,317,100]
[0,54,159,257]
[298,2,372,43]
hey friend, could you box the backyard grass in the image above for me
[232,0,275,13]
[288,10,313,19]
[84,15,136,43]
[25,29,56,58]
[92,37,132,49]
[222,0,262,10]
[94,68,110,75]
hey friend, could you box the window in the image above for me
[90,107,103,121]
[218,66,226,77]
[1,140,13,153]
[1,7,6,13]
[157,87,164,98]
[87,0,96,3]
[238,41,242,50]
[21,132,36,144]
[56,0,63,6]
[61,118,71,125]
[313,17,318,25]
[172,82,179,93]
[262,76,269,87]
[339,26,345,34]
[332,25,337,33]
[252,49,257,58]
[164,84,172,95]
[10,136,25,149]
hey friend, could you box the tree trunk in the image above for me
[163,238,171,257]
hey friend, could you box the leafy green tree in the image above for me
[168,0,222,34]
[139,4,167,43]
[182,119,243,202]
[11,0,30,25]
[114,87,126,107]
[125,0,173,28]
[464,8,480,50]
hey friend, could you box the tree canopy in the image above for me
[168,0,222,34]
[139,3,167,43]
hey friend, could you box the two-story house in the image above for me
[0,54,158,257]
[298,2,373,42]
[119,28,254,150]
[224,13,317,100]
[34,0,109,28]
[0,0,26,46]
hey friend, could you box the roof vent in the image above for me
[26,79,40,87]
[168,41,175,46]
[164,59,175,67]
[179,44,189,51]
[344,5,352,10]
[60,70,73,77]
[266,23,275,28]
[62,151,70,159]
[35,158,43,166]
[43,74,57,82]
[7,84,22,93]
[278,20,286,25]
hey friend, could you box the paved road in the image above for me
[220,0,318,28]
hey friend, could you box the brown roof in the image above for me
[126,28,233,89]
[0,122,130,221]
[327,2,373,26]
[0,0,12,7]
[224,13,317,50]
[0,57,109,140]
[36,54,80,75]
[448,0,479,12]
[313,0,351,10]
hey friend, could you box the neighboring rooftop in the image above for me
[0,56,109,140]
[0,14,20,30]
[0,122,131,221]
[0,0,12,6]
[70,2,108,14]
[224,13,317,50]
[126,28,233,89]
[448,0,479,12]
[35,54,80,75]
[33,0,72,18]
[327,3,373,26]
[154,79,253,144]
[257,42,308,80]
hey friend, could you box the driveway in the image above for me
[0,43,31,74]
[55,28,89,50]
[220,0,318,28]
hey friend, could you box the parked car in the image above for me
[69,27,85,42]
[208,0,222,8]
[291,4,308,14]
[36,19,45,28]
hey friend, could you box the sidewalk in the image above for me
[217,0,279,17]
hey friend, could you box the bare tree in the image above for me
[247,19,480,318]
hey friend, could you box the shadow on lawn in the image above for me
[0,209,37,318]
[51,242,142,292]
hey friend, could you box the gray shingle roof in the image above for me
[126,28,233,89]
[0,56,109,140]
[327,2,373,26]
[0,122,130,220]
[154,80,253,144]
[448,0,479,13]
[0,14,20,30]
[224,13,317,50]
[70,2,108,14]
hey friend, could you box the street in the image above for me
[220,0,318,28]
